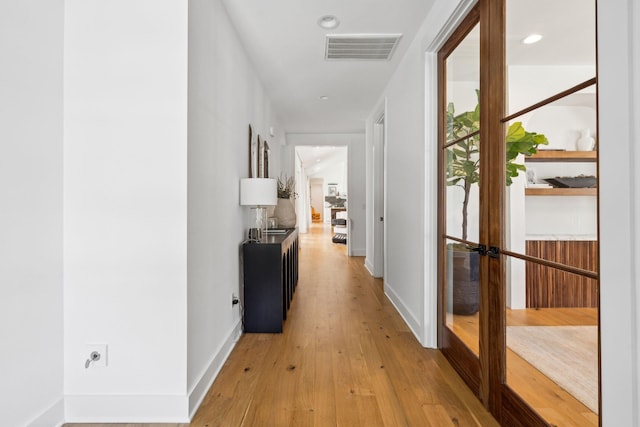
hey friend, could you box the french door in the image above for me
[437,1,599,425]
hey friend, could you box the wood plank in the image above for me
[525,188,597,196]
[525,151,597,162]
[450,307,599,427]
[526,240,599,308]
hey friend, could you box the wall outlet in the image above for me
[85,343,108,368]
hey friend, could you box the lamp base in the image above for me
[246,206,268,241]
[248,228,262,240]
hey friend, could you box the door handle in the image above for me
[465,244,500,258]
[467,244,487,256]
[488,246,500,258]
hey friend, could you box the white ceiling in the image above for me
[222,0,596,171]
[296,146,347,177]
[221,0,436,134]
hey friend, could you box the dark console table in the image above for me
[242,228,298,333]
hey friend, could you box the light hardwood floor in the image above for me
[66,224,498,427]
[449,305,599,427]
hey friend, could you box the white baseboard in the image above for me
[64,394,189,423]
[364,257,375,276]
[27,398,64,427]
[63,320,243,424]
[384,281,423,343]
[349,248,366,256]
[188,319,243,417]
[364,257,383,278]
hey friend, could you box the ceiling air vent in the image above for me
[325,34,402,61]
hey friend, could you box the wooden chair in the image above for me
[311,207,321,222]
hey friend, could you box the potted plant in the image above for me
[446,91,548,314]
[274,174,297,228]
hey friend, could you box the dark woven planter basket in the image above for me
[449,248,480,315]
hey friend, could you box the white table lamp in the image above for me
[240,178,277,239]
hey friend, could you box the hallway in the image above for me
[67,224,497,426]
[191,224,497,426]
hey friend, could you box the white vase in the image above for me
[274,197,296,228]
[576,128,595,151]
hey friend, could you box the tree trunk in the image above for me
[461,180,471,241]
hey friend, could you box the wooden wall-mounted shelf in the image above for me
[525,151,597,162]
[525,188,597,196]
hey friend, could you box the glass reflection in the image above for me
[443,23,480,357]
[506,260,598,416]
[506,0,596,115]
[445,239,479,356]
[504,89,598,269]
[445,24,480,243]
[504,1,598,425]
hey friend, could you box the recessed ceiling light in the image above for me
[318,15,339,30]
[522,34,543,44]
[319,95,329,101]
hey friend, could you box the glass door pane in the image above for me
[442,23,480,354]
[502,0,598,425]
[505,0,596,116]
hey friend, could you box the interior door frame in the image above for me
[371,104,387,278]
[436,1,531,420]
[479,0,505,416]
[436,3,485,401]
[438,1,600,425]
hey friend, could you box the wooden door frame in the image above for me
[436,1,484,403]
[438,1,600,425]
[479,0,505,418]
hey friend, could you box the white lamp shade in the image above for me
[240,178,277,206]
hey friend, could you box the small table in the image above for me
[241,228,299,333]
[330,207,346,221]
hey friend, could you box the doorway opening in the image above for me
[295,145,349,253]
[372,112,386,278]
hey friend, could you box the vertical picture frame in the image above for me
[257,135,263,177]
[263,141,270,178]
[248,124,254,177]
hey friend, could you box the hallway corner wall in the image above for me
[0,1,65,425]
[597,1,640,425]
[186,0,284,417]
[64,0,190,421]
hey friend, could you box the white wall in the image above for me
[185,0,283,416]
[294,153,307,232]
[64,0,190,421]
[348,136,367,256]
[0,1,65,425]
[317,161,347,200]
[310,178,324,222]
[598,0,640,425]
[285,133,366,256]
[364,0,468,345]
[364,107,382,277]
[63,0,284,422]
[370,41,426,337]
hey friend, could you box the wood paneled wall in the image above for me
[525,240,599,308]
